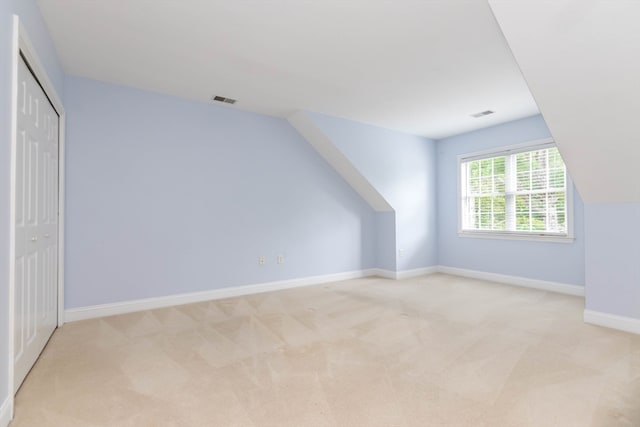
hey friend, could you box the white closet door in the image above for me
[14,55,59,392]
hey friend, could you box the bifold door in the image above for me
[14,54,59,392]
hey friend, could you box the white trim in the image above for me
[64,265,585,324]
[437,265,584,296]
[7,15,19,420]
[0,396,12,427]
[584,310,640,335]
[17,29,65,113]
[57,114,66,327]
[65,269,379,322]
[457,230,575,243]
[373,269,398,279]
[15,16,67,329]
[457,137,575,241]
[459,137,555,162]
[395,267,439,280]
[565,173,575,238]
[8,15,66,404]
[368,267,439,280]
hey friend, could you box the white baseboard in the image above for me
[436,265,585,297]
[373,268,397,279]
[584,309,640,335]
[0,396,12,427]
[372,266,438,280]
[397,266,439,280]
[64,265,583,323]
[65,269,379,322]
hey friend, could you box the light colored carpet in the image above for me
[11,273,640,426]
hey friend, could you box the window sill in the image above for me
[458,231,575,243]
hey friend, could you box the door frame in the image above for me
[8,14,66,415]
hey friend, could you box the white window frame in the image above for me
[457,137,574,243]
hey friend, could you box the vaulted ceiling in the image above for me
[39,1,639,203]
[37,0,539,139]
[490,0,640,203]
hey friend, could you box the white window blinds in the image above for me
[460,144,568,236]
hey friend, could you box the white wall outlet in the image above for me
[259,256,266,265]
[398,249,404,258]
[277,255,285,264]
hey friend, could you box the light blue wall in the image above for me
[375,211,397,271]
[0,0,63,410]
[585,203,640,318]
[305,112,438,271]
[9,2,64,92]
[436,115,585,286]
[64,76,376,308]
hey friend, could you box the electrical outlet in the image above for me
[259,256,266,265]
[398,249,404,258]
[277,255,285,264]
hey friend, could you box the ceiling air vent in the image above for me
[470,110,494,118]
[212,95,237,105]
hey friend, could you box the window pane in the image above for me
[547,191,566,232]
[516,194,531,231]
[532,169,546,190]
[531,194,546,231]
[469,178,480,194]
[516,152,530,172]
[549,169,565,189]
[469,161,480,178]
[494,157,506,192]
[493,195,506,230]
[548,148,563,168]
[494,157,505,175]
[530,150,546,171]
[468,194,507,231]
[460,145,568,236]
[517,171,530,191]
[480,159,492,179]
[481,177,492,193]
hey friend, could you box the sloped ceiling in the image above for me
[287,111,393,212]
[490,0,640,203]
[38,0,539,139]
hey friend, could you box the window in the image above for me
[459,139,573,241]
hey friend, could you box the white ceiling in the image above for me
[490,0,640,203]
[38,0,539,139]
